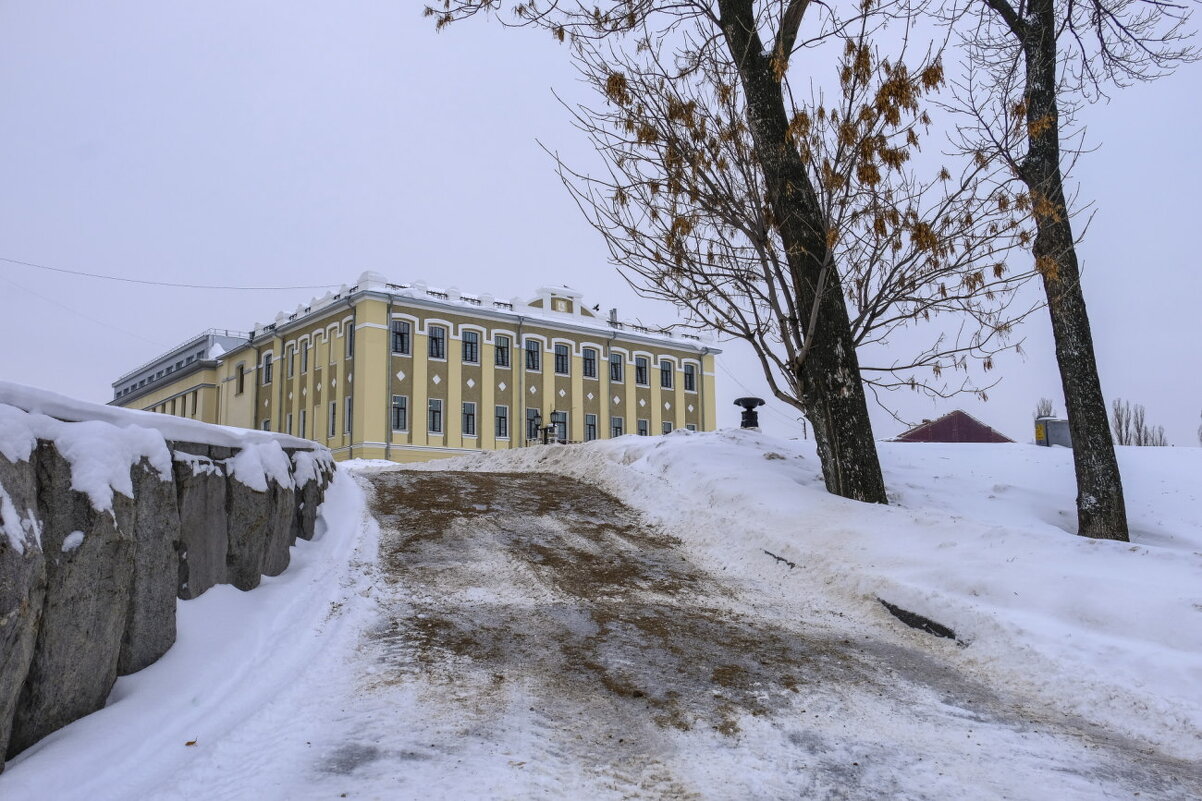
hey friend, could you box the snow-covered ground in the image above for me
[2,430,1199,799]
[430,432,1202,762]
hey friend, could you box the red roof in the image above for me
[892,410,1014,443]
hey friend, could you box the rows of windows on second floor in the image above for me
[388,320,699,390]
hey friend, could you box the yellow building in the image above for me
[110,272,720,462]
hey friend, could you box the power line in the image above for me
[0,273,166,348]
[0,255,340,291]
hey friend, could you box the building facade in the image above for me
[110,272,720,462]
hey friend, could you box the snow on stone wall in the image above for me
[0,383,335,769]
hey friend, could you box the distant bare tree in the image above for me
[1112,399,1169,446]
[1034,397,1054,418]
[946,0,1198,540]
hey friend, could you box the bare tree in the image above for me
[1034,397,1054,418]
[1112,398,1169,446]
[554,15,1037,432]
[428,1,1039,502]
[947,0,1197,540]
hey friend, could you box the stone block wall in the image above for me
[0,434,334,769]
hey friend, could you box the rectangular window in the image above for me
[328,402,337,437]
[428,399,443,434]
[463,402,477,436]
[262,353,273,385]
[637,419,649,436]
[287,347,295,378]
[301,342,309,374]
[329,334,337,365]
[262,419,271,432]
[660,360,673,389]
[392,395,408,431]
[286,413,294,435]
[609,353,624,382]
[346,326,355,359]
[686,423,697,432]
[551,410,567,442]
[526,408,541,440]
[684,363,696,392]
[191,391,198,416]
[611,416,624,437]
[585,414,598,442]
[496,405,509,438]
[583,348,597,378]
[462,330,480,364]
[300,409,308,439]
[429,325,447,359]
[635,357,648,386]
[236,364,246,395]
[391,320,411,355]
[662,421,673,434]
[344,396,353,434]
[554,344,570,375]
[495,335,511,368]
[525,339,541,371]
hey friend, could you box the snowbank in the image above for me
[409,430,1202,760]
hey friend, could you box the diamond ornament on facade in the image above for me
[664,402,671,410]
[688,404,694,412]
[639,399,646,408]
[498,381,507,391]
[559,388,566,398]
[586,392,594,401]
[466,378,476,389]
[432,374,441,385]
[530,385,538,394]
[396,370,406,382]
[612,395,621,405]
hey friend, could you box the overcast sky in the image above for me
[1,2,1198,446]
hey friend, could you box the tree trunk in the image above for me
[718,0,888,504]
[1019,0,1129,540]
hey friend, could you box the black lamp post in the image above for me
[734,397,765,429]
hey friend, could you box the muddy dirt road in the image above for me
[337,470,1200,800]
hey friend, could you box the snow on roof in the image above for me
[249,272,721,353]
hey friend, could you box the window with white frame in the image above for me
[662,421,673,434]
[286,413,293,435]
[300,409,308,439]
[583,348,597,378]
[261,353,274,385]
[344,397,353,434]
[462,402,477,436]
[301,342,309,373]
[392,396,408,431]
[635,357,649,386]
[495,335,511,368]
[391,320,411,355]
[462,330,480,364]
[684,363,697,391]
[345,326,355,359]
[637,418,649,436]
[525,339,541,371]
[495,405,509,438]
[660,359,673,389]
[550,410,567,441]
[328,401,337,437]
[554,344,570,375]
[609,353,624,382]
[611,416,625,437]
[585,413,598,441]
[428,326,447,360]
[428,398,443,433]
